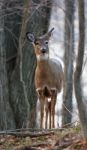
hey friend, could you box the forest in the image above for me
[0,0,87,149]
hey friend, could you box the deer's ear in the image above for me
[48,28,54,37]
[26,32,35,43]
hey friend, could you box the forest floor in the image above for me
[0,125,87,150]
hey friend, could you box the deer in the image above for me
[26,28,63,129]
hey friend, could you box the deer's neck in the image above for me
[37,59,49,68]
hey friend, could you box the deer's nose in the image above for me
[41,49,46,54]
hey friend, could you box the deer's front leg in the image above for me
[45,99,49,129]
[37,90,45,128]
[40,99,44,128]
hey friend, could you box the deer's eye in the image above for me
[45,41,48,45]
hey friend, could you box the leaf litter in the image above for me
[0,126,87,150]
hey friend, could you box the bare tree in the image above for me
[62,0,75,126]
[74,0,87,142]
[0,0,15,130]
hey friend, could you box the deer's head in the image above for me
[26,28,54,61]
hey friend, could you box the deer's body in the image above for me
[27,28,63,128]
[35,59,63,92]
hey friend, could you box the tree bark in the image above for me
[0,0,15,130]
[4,0,22,75]
[74,0,87,142]
[62,0,75,126]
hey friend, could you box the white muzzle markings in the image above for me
[36,54,49,61]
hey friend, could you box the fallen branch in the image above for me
[0,131,54,138]
[14,142,50,150]
[0,121,80,137]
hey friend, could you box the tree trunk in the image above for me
[62,0,75,126]
[74,0,87,142]
[0,0,15,130]
[4,0,22,75]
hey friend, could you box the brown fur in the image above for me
[35,57,63,129]
[35,59,63,92]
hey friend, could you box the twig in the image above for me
[6,54,17,63]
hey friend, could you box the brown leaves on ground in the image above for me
[0,127,87,150]
[54,133,87,150]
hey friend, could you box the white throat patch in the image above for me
[36,54,49,61]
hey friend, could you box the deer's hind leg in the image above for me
[51,89,57,128]
[48,101,51,129]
